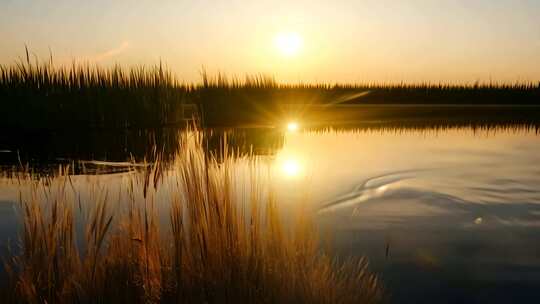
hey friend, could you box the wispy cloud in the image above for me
[86,41,130,62]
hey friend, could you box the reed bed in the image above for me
[2,131,382,303]
[2,56,539,128]
[197,72,540,125]
[0,53,192,129]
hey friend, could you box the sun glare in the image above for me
[275,32,303,57]
[287,121,299,131]
[282,159,301,177]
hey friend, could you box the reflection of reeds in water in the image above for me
[2,132,382,303]
[300,121,540,136]
[2,123,538,178]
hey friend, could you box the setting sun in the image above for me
[274,32,303,57]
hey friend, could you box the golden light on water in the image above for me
[287,121,299,131]
[275,32,303,57]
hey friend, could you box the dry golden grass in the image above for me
[3,131,382,303]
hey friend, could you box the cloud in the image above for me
[87,41,130,62]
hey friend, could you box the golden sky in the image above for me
[1,0,539,83]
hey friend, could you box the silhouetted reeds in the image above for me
[196,72,540,125]
[0,54,192,129]
[2,55,539,128]
[2,131,382,303]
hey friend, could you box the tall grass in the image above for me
[2,55,539,128]
[2,131,382,303]
[196,72,540,125]
[0,54,192,129]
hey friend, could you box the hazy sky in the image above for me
[1,0,539,83]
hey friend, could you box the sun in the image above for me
[274,32,303,57]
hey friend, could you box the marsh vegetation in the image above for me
[1,131,382,303]
[2,57,539,129]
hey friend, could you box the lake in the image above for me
[1,123,540,303]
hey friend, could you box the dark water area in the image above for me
[1,115,540,303]
[0,127,285,174]
[0,128,178,165]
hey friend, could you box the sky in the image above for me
[1,0,540,83]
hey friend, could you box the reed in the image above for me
[1,55,539,128]
[0,53,192,129]
[2,131,383,303]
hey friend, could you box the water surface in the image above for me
[274,126,540,303]
[1,124,539,303]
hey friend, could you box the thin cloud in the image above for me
[88,41,130,62]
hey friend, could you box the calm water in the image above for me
[1,124,540,303]
[276,126,540,303]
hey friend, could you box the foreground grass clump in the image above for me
[3,132,382,303]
